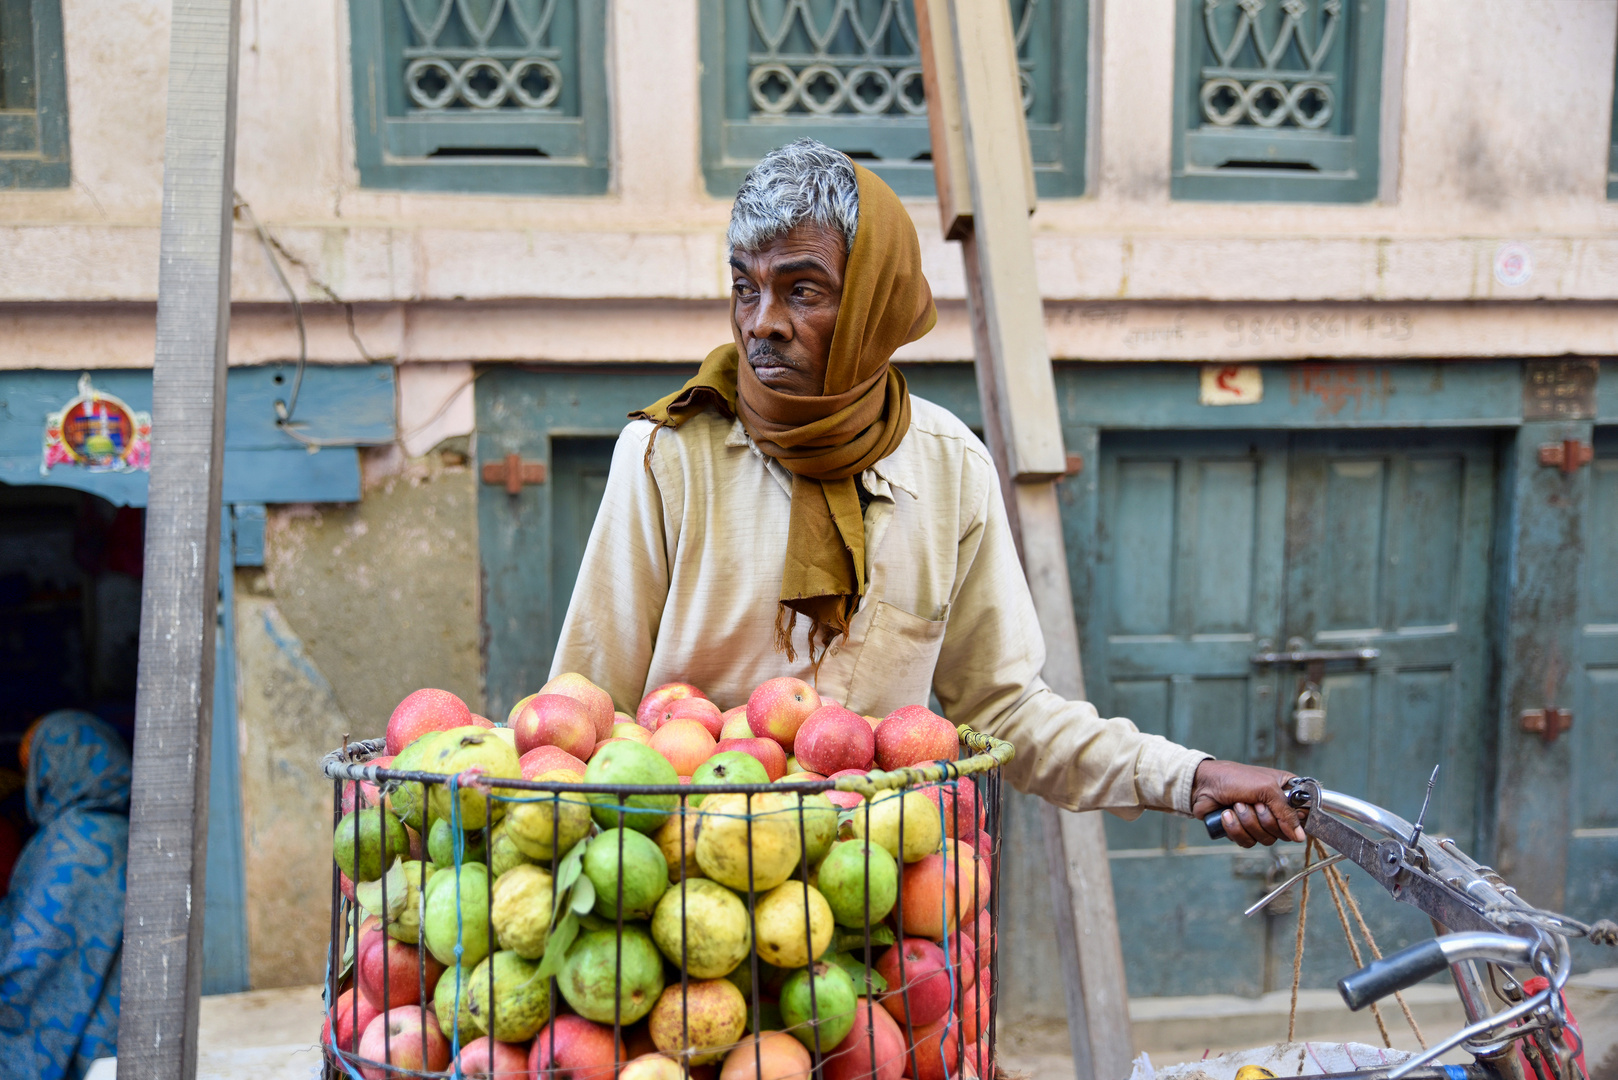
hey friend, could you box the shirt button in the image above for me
[829,645,840,656]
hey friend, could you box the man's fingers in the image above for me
[1220,809,1255,848]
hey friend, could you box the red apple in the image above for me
[649,719,716,777]
[541,672,616,741]
[453,1035,528,1078]
[897,841,991,940]
[746,678,821,751]
[874,938,953,1028]
[519,744,588,779]
[637,682,707,730]
[921,781,983,841]
[510,693,596,760]
[468,714,495,729]
[386,689,472,755]
[947,933,977,990]
[824,769,870,809]
[961,909,994,967]
[718,707,752,740]
[904,1014,960,1080]
[958,981,990,1045]
[793,705,876,776]
[322,987,381,1055]
[656,695,725,738]
[962,1039,992,1080]
[822,998,905,1080]
[713,737,788,781]
[530,1015,629,1077]
[357,1006,451,1080]
[873,705,957,772]
[358,926,445,1010]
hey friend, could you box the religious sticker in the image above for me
[1199,364,1263,405]
[1493,243,1533,288]
[41,373,152,474]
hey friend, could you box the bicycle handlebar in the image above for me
[1338,932,1538,1011]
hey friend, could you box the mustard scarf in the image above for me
[633,162,936,659]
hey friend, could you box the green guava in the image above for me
[796,792,839,868]
[559,925,666,1025]
[488,820,535,877]
[387,731,446,832]
[423,861,493,969]
[651,878,751,979]
[779,960,858,1052]
[425,727,522,831]
[688,751,769,807]
[433,964,483,1041]
[582,741,678,834]
[466,949,552,1042]
[428,816,487,868]
[505,773,593,862]
[332,806,408,883]
[490,863,554,959]
[583,829,668,921]
[816,840,898,927]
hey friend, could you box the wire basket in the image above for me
[319,725,1013,1079]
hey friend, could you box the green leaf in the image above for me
[534,911,579,982]
[354,858,408,921]
[553,836,589,897]
[570,875,597,916]
[832,926,894,954]
[828,950,888,995]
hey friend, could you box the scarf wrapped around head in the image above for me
[634,162,936,660]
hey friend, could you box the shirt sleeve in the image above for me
[549,422,675,715]
[931,457,1211,817]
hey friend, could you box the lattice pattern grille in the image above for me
[744,0,1038,118]
[399,0,565,111]
[1196,0,1346,131]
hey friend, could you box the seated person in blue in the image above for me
[0,711,131,1080]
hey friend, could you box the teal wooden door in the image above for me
[1088,429,1497,997]
[1272,432,1496,989]
[1567,428,1618,921]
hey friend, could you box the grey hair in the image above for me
[727,138,859,254]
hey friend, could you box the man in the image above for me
[553,139,1299,848]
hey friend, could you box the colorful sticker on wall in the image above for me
[41,373,152,474]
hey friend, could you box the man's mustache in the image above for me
[747,342,799,369]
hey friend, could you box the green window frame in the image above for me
[700,0,1089,199]
[1172,0,1383,203]
[348,0,608,194]
[1608,34,1617,200]
[0,0,69,189]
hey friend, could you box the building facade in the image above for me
[1,0,1615,1028]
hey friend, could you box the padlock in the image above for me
[1293,684,1327,744]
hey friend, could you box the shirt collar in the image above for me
[726,417,919,502]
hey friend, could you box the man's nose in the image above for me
[752,288,793,341]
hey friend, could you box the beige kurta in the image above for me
[550,395,1211,816]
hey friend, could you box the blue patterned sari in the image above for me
[0,711,131,1080]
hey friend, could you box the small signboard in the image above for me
[41,373,152,474]
[1200,364,1263,406]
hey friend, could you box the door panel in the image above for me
[548,437,617,664]
[1091,433,1287,996]
[1567,430,1618,926]
[1091,430,1496,996]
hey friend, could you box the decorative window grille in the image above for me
[1172,0,1384,202]
[701,0,1089,198]
[349,0,607,194]
[0,0,69,188]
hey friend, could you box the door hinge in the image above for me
[481,452,546,495]
[1537,440,1593,474]
[1519,707,1572,744]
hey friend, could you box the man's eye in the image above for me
[733,281,755,296]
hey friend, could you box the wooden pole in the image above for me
[117,0,241,1076]
[917,2,1135,1077]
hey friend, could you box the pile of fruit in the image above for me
[325,673,1001,1080]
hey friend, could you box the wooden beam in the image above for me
[117,0,241,1076]
[918,3,1135,1078]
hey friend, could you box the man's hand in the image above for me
[1190,760,1304,847]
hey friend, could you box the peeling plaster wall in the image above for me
[237,442,481,986]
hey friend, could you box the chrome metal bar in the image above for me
[1250,647,1380,665]
[1245,853,1347,917]
[1318,789,1416,842]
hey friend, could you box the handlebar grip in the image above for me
[1204,810,1227,839]
[1337,939,1451,1011]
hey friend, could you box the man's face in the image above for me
[730,222,846,397]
